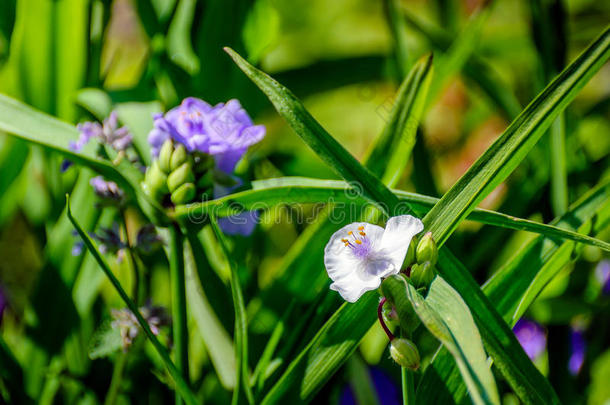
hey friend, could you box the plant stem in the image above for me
[121,210,142,304]
[169,223,189,405]
[104,351,128,405]
[401,367,415,405]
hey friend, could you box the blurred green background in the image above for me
[0,0,609,404]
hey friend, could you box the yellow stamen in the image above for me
[355,240,362,245]
[359,231,366,236]
[358,226,364,231]
[341,238,348,243]
[348,231,353,235]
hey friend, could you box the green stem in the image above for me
[104,351,128,405]
[401,367,415,405]
[120,210,141,305]
[170,223,189,405]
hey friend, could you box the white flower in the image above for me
[324,215,424,303]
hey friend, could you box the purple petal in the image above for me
[513,319,546,360]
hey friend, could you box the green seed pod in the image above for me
[410,261,436,289]
[390,338,420,370]
[170,144,188,171]
[416,232,437,266]
[143,161,169,200]
[158,140,174,173]
[171,183,196,205]
[167,162,195,192]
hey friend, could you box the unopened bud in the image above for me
[143,161,169,200]
[158,140,174,173]
[416,232,437,266]
[404,239,416,267]
[170,144,188,171]
[171,183,196,205]
[390,338,420,370]
[381,300,399,331]
[410,261,436,288]
[167,162,195,192]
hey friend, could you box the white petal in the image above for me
[379,215,424,271]
[324,222,385,302]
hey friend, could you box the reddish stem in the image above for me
[378,297,395,341]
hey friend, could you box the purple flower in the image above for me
[595,260,610,295]
[0,285,7,324]
[148,98,265,173]
[91,223,126,261]
[90,176,124,201]
[568,326,586,376]
[513,319,547,360]
[64,112,132,171]
[135,224,164,254]
[111,303,170,349]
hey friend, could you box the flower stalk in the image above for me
[169,224,189,405]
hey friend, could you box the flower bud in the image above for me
[143,161,169,200]
[171,183,196,205]
[416,232,437,266]
[410,261,436,288]
[167,161,195,192]
[404,239,416,267]
[170,144,188,171]
[390,338,420,370]
[381,300,400,331]
[158,140,174,173]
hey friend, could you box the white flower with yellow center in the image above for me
[324,215,424,302]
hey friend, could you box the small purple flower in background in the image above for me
[595,259,610,295]
[0,285,7,324]
[71,229,84,256]
[91,223,126,261]
[135,224,164,254]
[568,325,586,376]
[63,112,132,171]
[90,176,124,201]
[340,367,400,405]
[111,303,170,349]
[148,97,265,172]
[513,318,547,360]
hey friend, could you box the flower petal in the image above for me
[379,215,424,271]
[324,222,385,302]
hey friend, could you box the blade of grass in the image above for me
[66,196,198,405]
[209,215,255,405]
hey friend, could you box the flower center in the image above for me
[341,226,371,259]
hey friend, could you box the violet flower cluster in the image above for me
[513,318,547,361]
[148,98,265,174]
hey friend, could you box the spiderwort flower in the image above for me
[594,259,610,295]
[568,325,586,376]
[513,318,547,360]
[324,215,424,303]
[111,303,169,349]
[148,97,265,173]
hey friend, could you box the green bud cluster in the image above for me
[143,140,215,206]
[409,232,438,289]
[390,338,420,370]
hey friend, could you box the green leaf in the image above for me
[423,26,610,246]
[400,276,500,405]
[166,0,199,74]
[209,215,255,405]
[88,322,122,360]
[184,235,236,389]
[242,0,280,65]
[66,196,199,405]
[260,293,378,404]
